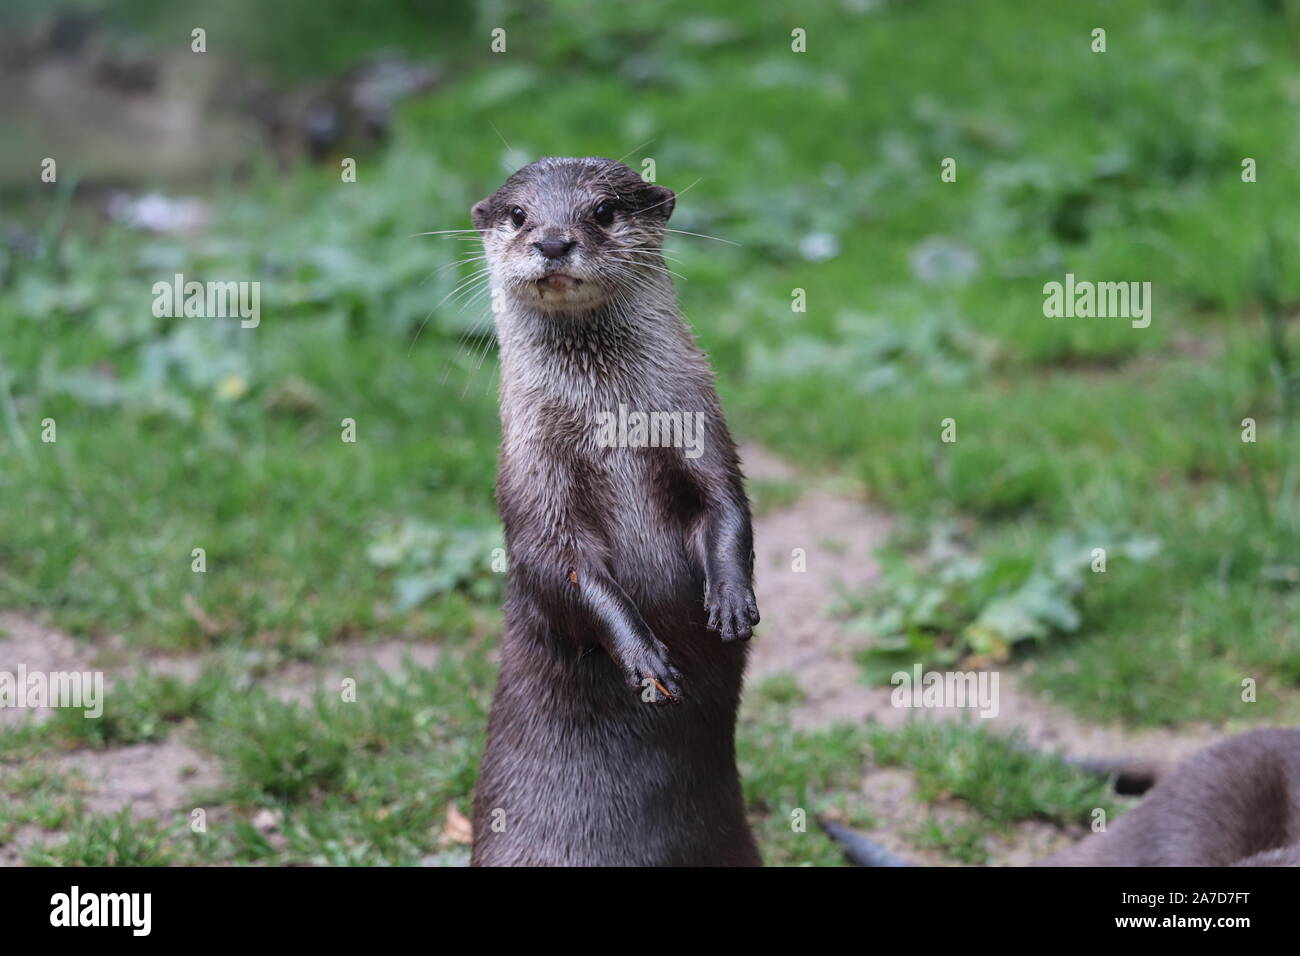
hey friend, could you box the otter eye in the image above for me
[593,201,615,227]
[509,206,527,227]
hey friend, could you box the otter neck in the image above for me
[494,275,686,392]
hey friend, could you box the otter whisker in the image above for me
[443,268,494,305]
[614,138,656,166]
[409,228,481,237]
[663,228,740,247]
[639,176,701,217]
[422,255,488,286]
[410,265,492,352]
[438,312,495,387]
[605,253,686,283]
[438,293,498,387]
[486,119,515,155]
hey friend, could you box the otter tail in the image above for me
[820,751,1164,867]
[818,818,912,867]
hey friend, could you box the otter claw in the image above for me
[620,638,682,703]
[705,584,759,643]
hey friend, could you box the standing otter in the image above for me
[469,157,761,866]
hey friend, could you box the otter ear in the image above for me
[471,198,493,234]
[642,184,675,222]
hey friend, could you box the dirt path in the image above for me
[0,612,97,728]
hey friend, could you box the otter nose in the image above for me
[534,238,576,260]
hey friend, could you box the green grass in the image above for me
[4,674,1119,865]
[0,765,84,837]
[26,809,180,867]
[2,0,1299,864]
[866,722,1117,827]
[0,670,225,759]
[908,816,993,866]
[196,652,491,864]
[739,678,874,865]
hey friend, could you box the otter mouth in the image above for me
[536,273,581,294]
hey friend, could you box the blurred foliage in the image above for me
[2,0,1300,867]
[846,525,1159,678]
[366,518,503,612]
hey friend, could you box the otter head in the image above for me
[471,157,675,314]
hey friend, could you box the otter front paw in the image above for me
[705,583,760,643]
[619,638,682,704]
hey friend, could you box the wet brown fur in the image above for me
[469,158,761,866]
[1040,728,1300,866]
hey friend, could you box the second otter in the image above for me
[469,157,761,866]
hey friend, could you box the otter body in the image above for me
[469,158,760,866]
[823,728,1300,867]
[1040,728,1300,867]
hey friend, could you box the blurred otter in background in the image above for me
[822,728,1300,866]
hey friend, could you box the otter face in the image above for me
[471,157,675,314]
